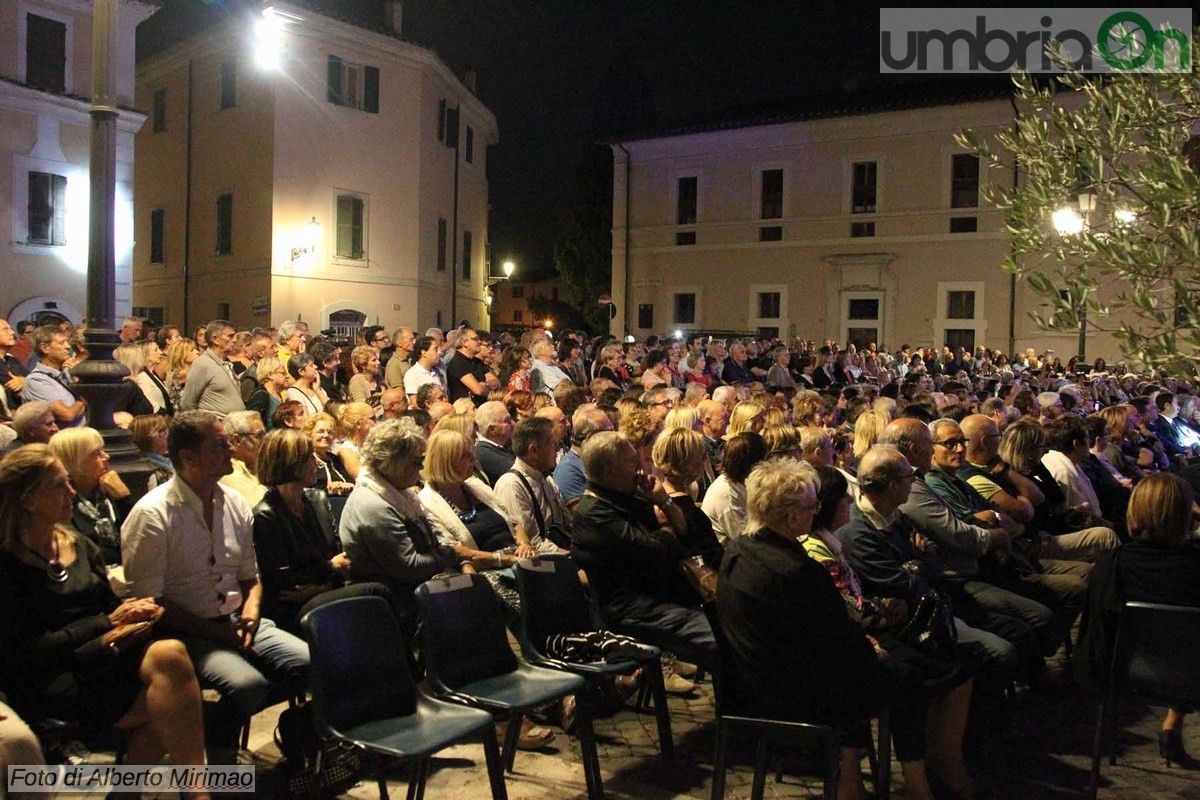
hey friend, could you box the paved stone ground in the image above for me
[239,650,1200,799]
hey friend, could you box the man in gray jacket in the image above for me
[180,320,245,416]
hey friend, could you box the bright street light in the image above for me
[1052,207,1084,235]
[502,260,515,278]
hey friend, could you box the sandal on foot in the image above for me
[516,719,556,750]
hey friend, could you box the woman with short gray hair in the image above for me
[339,420,459,636]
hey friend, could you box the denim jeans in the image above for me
[184,617,310,746]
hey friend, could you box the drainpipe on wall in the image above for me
[1008,93,1020,358]
[182,59,194,334]
[615,142,631,336]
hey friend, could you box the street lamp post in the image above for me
[1052,188,1097,362]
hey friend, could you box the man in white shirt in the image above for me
[403,335,446,403]
[529,339,571,395]
[122,410,309,751]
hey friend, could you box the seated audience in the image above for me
[0,446,208,778]
[474,400,516,486]
[702,432,768,542]
[130,413,174,490]
[219,410,268,508]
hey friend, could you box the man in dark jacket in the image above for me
[570,431,715,668]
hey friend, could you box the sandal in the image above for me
[516,718,556,750]
[560,696,578,735]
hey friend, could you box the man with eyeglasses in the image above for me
[219,410,267,508]
[838,444,1025,689]
[362,325,390,353]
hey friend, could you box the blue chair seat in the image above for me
[336,695,497,760]
[453,663,586,711]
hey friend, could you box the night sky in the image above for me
[136,1,919,278]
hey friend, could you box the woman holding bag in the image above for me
[0,445,210,781]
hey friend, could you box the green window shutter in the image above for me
[363,66,379,113]
[327,55,343,105]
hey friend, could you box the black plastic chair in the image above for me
[1089,601,1200,799]
[414,574,600,798]
[705,604,891,800]
[301,596,507,800]
[514,554,674,760]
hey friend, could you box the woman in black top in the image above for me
[651,427,723,569]
[252,429,374,636]
[49,428,134,566]
[1076,473,1200,766]
[0,446,208,778]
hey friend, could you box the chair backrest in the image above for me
[301,596,418,738]
[702,603,749,717]
[513,554,596,657]
[415,573,518,692]
[1114,601,1200,705]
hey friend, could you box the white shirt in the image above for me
[701,474,747,543]
[1041,449,1102,515]
[404,361,445,397]
[493,457,569,542]
[121,477,259,619]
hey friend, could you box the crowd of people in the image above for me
[2,313,1200,799]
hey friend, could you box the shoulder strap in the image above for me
[508,468,547,538]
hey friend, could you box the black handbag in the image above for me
[896,587,958,660]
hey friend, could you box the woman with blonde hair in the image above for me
[791,390,825,427]
[335,401,376,480]
[652,426,723,560]
[620,406,662,474]
[248,354,287,428]
[761,424,803,460]
[164,337,197,411]
[853,409,889,461]
[762,406,789,429]
[227,331,254,376]
[664,405,701,431]
[346,345,382,405]
[49,427,132,566]
[725,401,766,439]
[0,446,210,785]
[1077,473,1200,765]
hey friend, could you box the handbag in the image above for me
[680,554,719,603]
[895,587,958,660]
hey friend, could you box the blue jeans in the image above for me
[613,602,717,671]
[184,617,310,746]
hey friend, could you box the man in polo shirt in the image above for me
[21,325,86,428]
[180,320,245,415]
[122,411,309,751]
[384,326,416,388]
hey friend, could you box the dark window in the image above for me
[216,193,233,255]
[462,230,472,280]
[760,169,783,219]
[759,226,782,242]
[326,55,379,113]
[511,284,524,299]
[947,291,976,319]
[677,176,697,225]
[436,218,447,271]
[150,209,165,263]
[217,302,230,320]
[852,161,876,213]
[847,299,879,320]
[444,106,459,148]
[847,327,878,349]
[438,99,446,141]
[131,306,165,326]
[757,327,779,340]
[513,309,523,323]
[850,221,875,237]
[758,292,781,319]
[674,293,696,325]
[436,310,443,328]
[152,88,167,133]
[336,194,365,259]
[950,216,978,233]
[219,61,236,109]
[951,154,979,208]
[465,127,474,163]
[945,329,976,352]
[638,304,654,329]
[25,14,66,94]
[676,231,696,246]
[27,172,66,245]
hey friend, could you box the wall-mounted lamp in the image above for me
[290,217,321,262]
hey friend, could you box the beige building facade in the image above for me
[133,2,497,339]
[610,92,1123,360]
[1,0,154,326]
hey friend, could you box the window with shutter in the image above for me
[436,219,447,271]
[26,14,66,94]
[327,55,379,113]
[216,193,233,255]
[28,172,67,245]
[336,194,365,260]
[462,231,473,280]
[219,61,236,109]
[150,209,165,263]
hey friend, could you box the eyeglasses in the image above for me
[934,437,966,449]
[374,336,390,345]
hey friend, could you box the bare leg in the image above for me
[117,694,165,766]
[926,680,975,796]
[837,747,866,800]
[900,760,934,800]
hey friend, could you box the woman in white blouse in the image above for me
[701,431,768,543]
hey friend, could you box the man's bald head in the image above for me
[961,413,1000,461]
[878,417,932,471]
